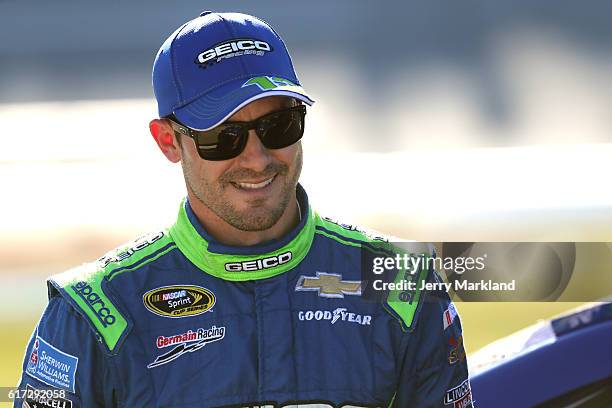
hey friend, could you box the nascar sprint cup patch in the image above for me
[143,285,215,318]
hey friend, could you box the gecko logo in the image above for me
[225,252,292,272]
[197,38,272,65]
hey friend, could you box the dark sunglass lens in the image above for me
[259,110,304,149]
[196,126,246,160]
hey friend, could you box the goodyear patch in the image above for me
[25,336,78,393]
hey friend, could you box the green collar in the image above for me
[169,185,315,281]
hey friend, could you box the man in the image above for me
[14,11,472,408]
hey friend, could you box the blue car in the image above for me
[469,301,612,407]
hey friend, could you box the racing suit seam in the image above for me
[106,354,126,407]
[287,271,300,401]
[56,297,121,406]
[255,282,265,399]
[371,306,377,399]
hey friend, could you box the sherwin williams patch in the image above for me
[143,285,215,318]
[25,336,78,393]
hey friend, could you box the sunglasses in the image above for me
[167,105,306,161]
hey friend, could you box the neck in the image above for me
[187,191,300,247]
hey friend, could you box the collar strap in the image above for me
[169,193,315,282]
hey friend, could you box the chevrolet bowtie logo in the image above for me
[295,272,362,298]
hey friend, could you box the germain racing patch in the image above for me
[25,336,78,393]
[143,285,215,318]
[148,325,225,368]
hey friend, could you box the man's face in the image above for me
[178,96,303,232]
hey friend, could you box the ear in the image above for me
[149,119,181,163]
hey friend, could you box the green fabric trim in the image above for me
[169,202,316,281]
[49,230,174,352]
[315,214,433,331]
[51,263,128,353]
[387,392,397,408]
[314,229,393,259]
[315,214,384,243]
[385,252,430,331]
[101,231,173,278]
[314,229,362,248]
[314,214,403,259]
[106,244,177,281]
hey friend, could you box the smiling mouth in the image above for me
[231,176,276,190]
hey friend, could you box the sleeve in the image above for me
[392,272,474,408]
[14,295,118,408]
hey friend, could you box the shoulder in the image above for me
[313,212,396,248]
[312,212,439,332]
[46,229,175,354]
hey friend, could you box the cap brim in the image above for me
[173,77,314,130]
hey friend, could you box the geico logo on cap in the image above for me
[197,39,272,64]
[225,252,292,272]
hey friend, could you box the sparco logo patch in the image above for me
[143,285,215,318]
[70,281,116,326]
[148,325,225,368]
[298,308,372,326]
[196,38,272,66]
[444,379,473,408]
[225,251,292,272]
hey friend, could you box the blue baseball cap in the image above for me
[152,11,314,130]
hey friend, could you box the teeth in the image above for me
[234,177,274,190]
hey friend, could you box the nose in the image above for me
[236,129,272,172]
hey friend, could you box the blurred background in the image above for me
[1,0,611,399]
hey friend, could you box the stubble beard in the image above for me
[182,147,302,232]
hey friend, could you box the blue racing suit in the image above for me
[15,185,472,407]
